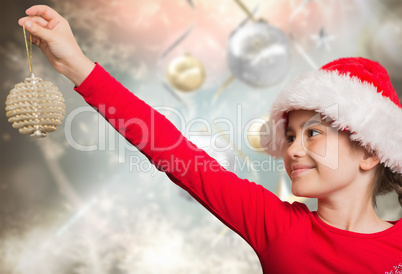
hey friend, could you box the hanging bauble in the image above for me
[5,74,66,138]
[370,17,402,80]
[227,21,291,87]
[166,53,206,92]
[246,115,269,153]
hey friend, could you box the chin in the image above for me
[291,185,317,198]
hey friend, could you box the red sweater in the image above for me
[75,64,402,273]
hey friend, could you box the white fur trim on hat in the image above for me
[260,69,402,174]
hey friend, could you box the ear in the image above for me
[359,150,381,171]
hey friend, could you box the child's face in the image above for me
[283,110,365,198]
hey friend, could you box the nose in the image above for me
[286,136,306,160]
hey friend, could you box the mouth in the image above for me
[291,164,316,177]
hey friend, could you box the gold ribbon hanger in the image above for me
[23,26,33,76]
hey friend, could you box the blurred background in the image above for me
[1,0,402,273]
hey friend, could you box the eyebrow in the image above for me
[285,119,322,135]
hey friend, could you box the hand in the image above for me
[18,5,95,86]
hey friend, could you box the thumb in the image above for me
[23,20,53,42]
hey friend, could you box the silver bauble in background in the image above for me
[227,21,291,88]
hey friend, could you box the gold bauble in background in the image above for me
[246,115,270,153]
[166,53,206,92]
[5,74,66,138]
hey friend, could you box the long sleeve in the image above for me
[74,63,297,255]
[73,64,402,274]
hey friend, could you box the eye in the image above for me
[286,134,295,143]
[308,129,321,138]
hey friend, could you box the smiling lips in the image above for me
[291,164,316,177]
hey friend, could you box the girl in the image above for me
[18,5,402,273]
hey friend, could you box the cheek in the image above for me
[307,141,340,171]
[306,140,327,157]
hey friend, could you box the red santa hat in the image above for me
[261,57,402,174]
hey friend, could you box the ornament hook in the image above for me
[23,26,33,75]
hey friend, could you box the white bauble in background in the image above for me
[227,21,291,87]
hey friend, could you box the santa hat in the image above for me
[261,57,402,174]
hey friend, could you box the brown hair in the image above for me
[373,165,402,208]
[348,137,402,207]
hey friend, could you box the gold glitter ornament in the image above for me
[5,26,66,138]
[5,74,65,138]
[166,53,206,92]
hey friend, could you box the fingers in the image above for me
[25,5,62,22]
[19,20,53,43]
[19,16,49,29]
[18,7,57,42]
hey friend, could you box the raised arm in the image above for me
[19,5,299,254]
